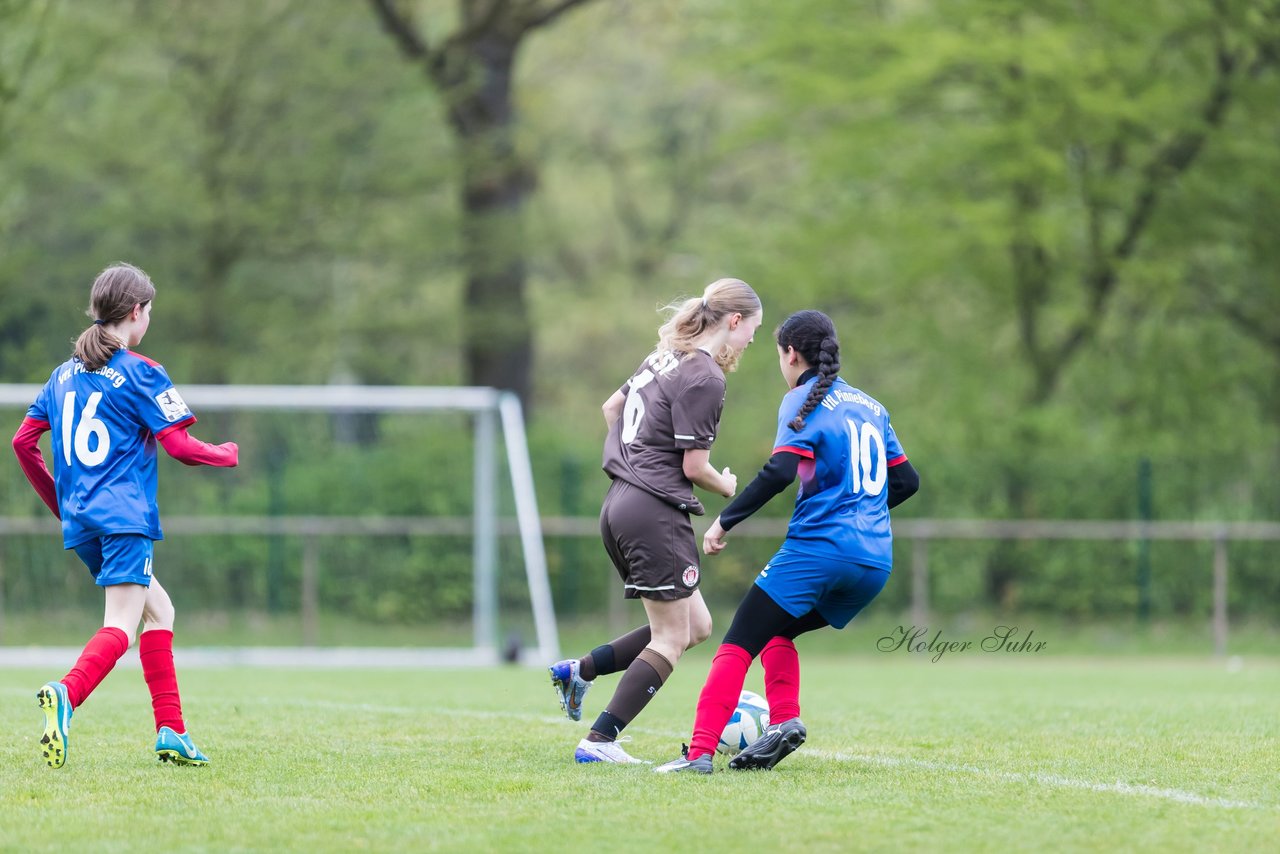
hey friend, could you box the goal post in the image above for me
[0,383,560,667]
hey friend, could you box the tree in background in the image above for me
[937,0,1279,605]
[0,0,53,154]
[143,1,296,384]
[369,0,602,407]
[0,0,68,377]
[723,0,1280,606]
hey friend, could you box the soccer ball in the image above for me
[717,690,771,756]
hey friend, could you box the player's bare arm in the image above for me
[682,448,736,497]
[602,390,625,429]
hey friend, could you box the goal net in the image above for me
[0,384,559,668]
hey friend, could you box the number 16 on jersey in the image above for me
[62,391,110,467]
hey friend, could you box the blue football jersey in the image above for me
[771,376,906,569]
[26,350,196,548]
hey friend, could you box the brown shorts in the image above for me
[599,478,701,601]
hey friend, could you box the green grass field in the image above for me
[1,654,1276,852]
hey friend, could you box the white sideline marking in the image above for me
[808,749,1266,811]
[223,699,1271,812]
[2,687,1267,812]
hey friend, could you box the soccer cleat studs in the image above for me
[37,682,72,769]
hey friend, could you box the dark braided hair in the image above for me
[776,310,841,431]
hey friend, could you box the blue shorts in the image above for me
[754,545,889,629]
[73,534,154,588]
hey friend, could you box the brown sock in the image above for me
[587,647,674,742]
[579,625,652,682]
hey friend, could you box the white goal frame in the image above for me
[0,384,560,668]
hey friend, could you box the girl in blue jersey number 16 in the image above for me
[11,263,239,769]
[655,309,920,774]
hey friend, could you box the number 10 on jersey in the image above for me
[847,418,887,496]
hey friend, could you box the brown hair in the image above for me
[655,277,761,372]
[73,263,156,371]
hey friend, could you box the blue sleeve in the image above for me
[719,450,802,531]
[128,361,196,437]
[26,380,52,424]
[884,417,906,465]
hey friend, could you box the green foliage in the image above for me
[1,1,1278,621]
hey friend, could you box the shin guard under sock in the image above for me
[760,636,801,723]
[61,627,130,708]
[140,629,185,733]
[587,647,673,742]
[580,625,652,682]
[687,643,753,760]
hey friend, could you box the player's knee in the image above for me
[688,615,713,648]
[146,600,176,629]
[648,629,687,662]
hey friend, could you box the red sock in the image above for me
[139,629,185,733]
[61,627,130,708]
[687,643,753,760]
[761,637,801,723]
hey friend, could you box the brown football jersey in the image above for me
[602,348,727,515]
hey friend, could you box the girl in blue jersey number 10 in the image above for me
[656,309,920,774]
[11,263,239,769]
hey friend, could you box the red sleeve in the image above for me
[772,444,815,459]
[158,426,239,467]
[12,417,60,518]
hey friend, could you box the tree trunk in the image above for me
[368,0,602,409]
[444,35,534,406]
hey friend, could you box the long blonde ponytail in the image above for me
[656,277,760,371]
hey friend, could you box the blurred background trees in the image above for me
[1,0,1277,621]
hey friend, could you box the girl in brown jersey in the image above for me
[550,277,763,763]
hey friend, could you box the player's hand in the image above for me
[703,517,728,555]
[719,467,737,497]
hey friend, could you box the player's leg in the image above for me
[732,562,889,771]
[550,625,649,721]
[38,592,139,769]
[550,482,654,721]
[581,625,652,682]
[580,488,702,743]
[576,482,701,763]
[570,560,711,706]
[58,539,143,704]
[580,487,660,679]
[684,588,713,651]
[730,613,826,772]
[140,576,207,765]
[657,584,799,773]
[38,537,147,768]
[759,610,829,726]
[70,580,145,700]
[37,537,104,766]
[576,594,688,764]
[681,584,799,762]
